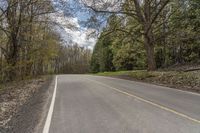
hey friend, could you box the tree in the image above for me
[90,33,115,73]
[55,44,92,74]
[159,0,200,66]
[82,0,171,71]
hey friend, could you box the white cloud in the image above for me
[51,11,97,49]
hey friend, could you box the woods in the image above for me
[0,0,200,81]
[90,0,200,73]
[1,1,200,132]
[0,0,54,81]
[0,0,91,82]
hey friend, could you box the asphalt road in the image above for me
[46,75,200,133]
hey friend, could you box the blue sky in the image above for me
[52,0,98,49]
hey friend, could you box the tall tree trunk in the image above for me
[141,0,157,71]
[0,48,3,82]
[7,39,18,80]
[144,30,156,71]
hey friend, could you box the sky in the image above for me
[52,0,98,49]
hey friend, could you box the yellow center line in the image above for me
[86,78,200,124]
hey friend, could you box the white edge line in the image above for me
[91,75,200,96]
[43,76,58,133]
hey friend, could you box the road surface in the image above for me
[44,75,200,133]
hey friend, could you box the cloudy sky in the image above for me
[52,0,98,49]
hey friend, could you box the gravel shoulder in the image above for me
[0,76,55,133]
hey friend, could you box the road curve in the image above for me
[46,75,200,133]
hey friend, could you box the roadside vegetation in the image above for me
[96,70,200,93]
[91,0,200,73]
[0,0,199,131]
[0,1,91,131]
[90,0,200,92]
[0,0,91,84]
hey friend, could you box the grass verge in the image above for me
[95,70,200,93]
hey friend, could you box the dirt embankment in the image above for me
[0,76,53,133]
[135,71,199,93]
[99,70,200,94]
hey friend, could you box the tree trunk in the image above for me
[0,48,3,82]
[141,0,157,71]
[144,33,156,71]
[8,38,18,80]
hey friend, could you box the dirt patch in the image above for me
[0,76,53,133]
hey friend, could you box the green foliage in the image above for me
[91,0,200,73]
[113,43,146,70]
[0,0,92,82]
[129,71,157,80]
[90,35,115,73]
[95,70,200,91]
[95,71,131,76]
[162,0,200,65]
[91,15,146,73]
[95,70,157,80]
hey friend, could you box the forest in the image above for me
[0,0,200,82]
[90,0,200,73]
[0,0,91,83]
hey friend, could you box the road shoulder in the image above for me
[0,76,55,133]
[95,70,200,94]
